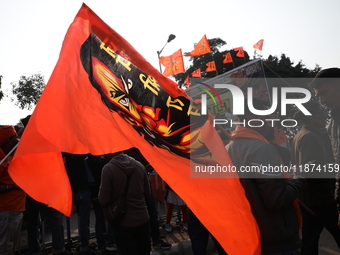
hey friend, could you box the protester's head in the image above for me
[294,101,325,129]
[20,115,31,128]
[0,126,19,154]
[242,97,272,139]
[309,68,340,110]
[17,114,31,137]
[104,151,123,162]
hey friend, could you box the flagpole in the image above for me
[0,143,19,166]
[157,34,176,73]
[229,52,235,69]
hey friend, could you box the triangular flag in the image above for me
[223,52,233,63]
[191,68,202,77]
[159,49,185,77]
[234,47,245,57]
[184,35,212,57]
[8,4,260,255]
[253,39,264,51]
[206,61,216,72]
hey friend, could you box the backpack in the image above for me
[103,172,132,225]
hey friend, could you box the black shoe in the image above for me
[153,239,172,250]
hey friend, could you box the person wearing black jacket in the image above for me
[226,98,305,254]
[124,147,171,250]
[293,102,340,254]
[63,153,94,255]
[98,152,151,255]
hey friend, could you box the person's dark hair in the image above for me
[309,68,340,89]
[293,101,322,124]
[20,115,31,127]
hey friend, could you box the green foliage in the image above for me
[263,53,321,78]
[11,73,45,110]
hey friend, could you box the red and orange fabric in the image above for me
[234,46,245,57]
[206,61,217,72]
[9,4,260,254]
[223,52,233,63]
[184,35,212,57]
[253,39,264,51]
[0,126,17,146]
[191,68,202,77]
[159,49,185,77]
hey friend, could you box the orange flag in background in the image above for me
[253,39,264,51]
[159,49,185,77]
[234,46,245,57]
[206,61,217,72]
[191,68,202,77]
[9,4,260,255]
[184,35,212,57]
[223,52,233,63]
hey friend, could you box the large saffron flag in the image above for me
[253,39,264,51]
[234,46,245,57]
[223,52,233,63]
[184,35,212,57]
[159,49,185,77]
[9,4,260,255]
[206,61,217,72]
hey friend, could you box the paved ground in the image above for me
[18,204,340,255]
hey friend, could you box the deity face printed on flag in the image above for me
[80,33,208,160]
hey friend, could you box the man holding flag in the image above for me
[226,98,305,254]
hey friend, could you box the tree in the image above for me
[263,53,321,79]
[11,73,45,110]
[0,75,3,102]
[173,38,250,87]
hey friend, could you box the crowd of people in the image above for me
[2,68,340,255]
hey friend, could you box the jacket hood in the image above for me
[109,153,138,175]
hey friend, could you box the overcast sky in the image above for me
[0,0,339,125]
